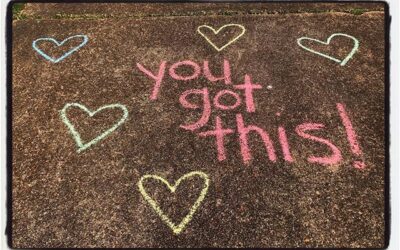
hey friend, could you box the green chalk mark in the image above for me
[60,103,129,153]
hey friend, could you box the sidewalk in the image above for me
[10,2,387,248]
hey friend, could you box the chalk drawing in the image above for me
[353,161,366,169]
[137,61,167,100]
[295,123,342,165]
[137,59,234,100]
[179,88,211,131]
[197,24,246,52]
[233,74,262,113]
[138,171,210,235]
[213,90,241,110]
[60,103,128,153]
[203,59,232,84]
[236,114,277,165]
[32,34,89,63]
[297,33,359,66]
[278,126,294,163]
[169,60,202,81]
[199,116,234,161]
[336,103,365,169]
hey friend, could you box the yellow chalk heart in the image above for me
[138,171,210,235]
[197,24,246,52]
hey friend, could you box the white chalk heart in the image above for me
[297,33,359,66]
[197,24,246,52]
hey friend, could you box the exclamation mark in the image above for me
[336,103,365,169]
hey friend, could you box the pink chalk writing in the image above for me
[353,161,366,169]
[336,103,362,155]
[169,60,201,81]
[203,59,232,84]
[213,90,241,110]
[278,126,294,163]
[137,60,262,106]
[233,75,262,113]
[137,61,167,100]
[199,116,234,161]
[336,103,365,169]
[236,114,277,165]
[179,88,211,131]
[136,58,365,169]
[295,123,342,165]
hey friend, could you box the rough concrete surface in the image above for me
[21,2,384,18]
[11,2,387,248]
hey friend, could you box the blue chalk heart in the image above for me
[32,34,89,63]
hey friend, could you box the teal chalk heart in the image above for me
[60,103,129,153]
[32,35,88,63]
[297,33,359,66]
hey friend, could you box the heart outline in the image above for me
[60,103,129,153]
[32,34,89,63]
[297,33,359,66]
[197,24,246,52]
[138,171,210,235]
